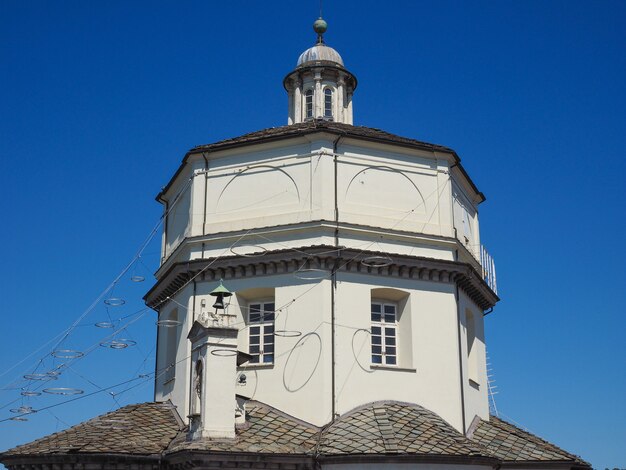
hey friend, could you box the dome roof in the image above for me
[296,44,344,67]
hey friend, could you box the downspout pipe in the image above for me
[188,279,198,418]
[455,284,467,434]
[201,153,209,258]
[330,134,344,420]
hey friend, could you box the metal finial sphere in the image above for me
[313,18,328,35]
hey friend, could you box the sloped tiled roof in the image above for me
[166,401,319,455]
[318,401,491,458]
[471,415,590,466]
[1,402,181,457]
[158,120,484,203]
[1,401,590,469]
[190,120,455,155]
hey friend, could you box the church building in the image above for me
[1,17,589,470]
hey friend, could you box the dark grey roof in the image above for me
[1,401,590,468]
[166,401,319,455]
[191,120,454,155]
[157,120,484,203]
[471,415,590,467]
[1,402,181,457]
[318,401,491,458]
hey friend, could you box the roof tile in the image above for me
[1,402,181,457]
[471,415,590,466]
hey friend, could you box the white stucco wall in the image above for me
[459,290,489,425]
[154,283,194,415]
[154,134,490,432]
[333,274,464,430]
[154,272,490,431]
[159,136,474,272]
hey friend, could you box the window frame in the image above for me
[323,88,333,119]
[248,300,275,365]
[370,300,398,366]
[305,89,314,119]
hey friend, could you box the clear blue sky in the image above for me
[1,1,624,467]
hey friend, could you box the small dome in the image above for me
[297,44,344,67]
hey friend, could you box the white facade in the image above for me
[149,126,496,433]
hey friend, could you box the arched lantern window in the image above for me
[324,88,333,119]
[305,89,314,119]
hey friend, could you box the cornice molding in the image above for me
[145,245,498,311]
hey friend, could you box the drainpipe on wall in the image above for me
[330,134,344,420]
[153,309,161,401]
[201,153,209,259]
[455,284,467,434]
[188,279,198,419]
[162,199,169,262]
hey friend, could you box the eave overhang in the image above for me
[0,452,161,468]
[155,121,484,205]
[282,62,358,91]
[144,245,499,311]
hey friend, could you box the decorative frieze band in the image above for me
[144,245,498,311]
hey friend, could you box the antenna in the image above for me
[319,0,323,18]
[486,349,499,417]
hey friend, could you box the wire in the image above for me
[1,350,195,424]
[0,174,196,390]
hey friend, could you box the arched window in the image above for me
[324,88,333,119]
[305,89,314,119]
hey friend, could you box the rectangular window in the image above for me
[371,302,397,366]
[324,89,333,118]
[305,90,314,119]
[249,301,275,364]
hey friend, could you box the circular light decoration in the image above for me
[45,369,64,377]
[95,321,117,328]
[52,349,84,359]
[10,406,35,414]
[104,298,125,307]
[293,268,331,280]
[360,255,393,268]
[230,244,268,258]
[24,373,58,381]
[155,319,183,328]
[10,417,28,422]
[274,330,303,338]
[210,349,238,357]
[100,339,137,349]
[130,275,145,282]
[43,387,84,396]
[21,390,41,397]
